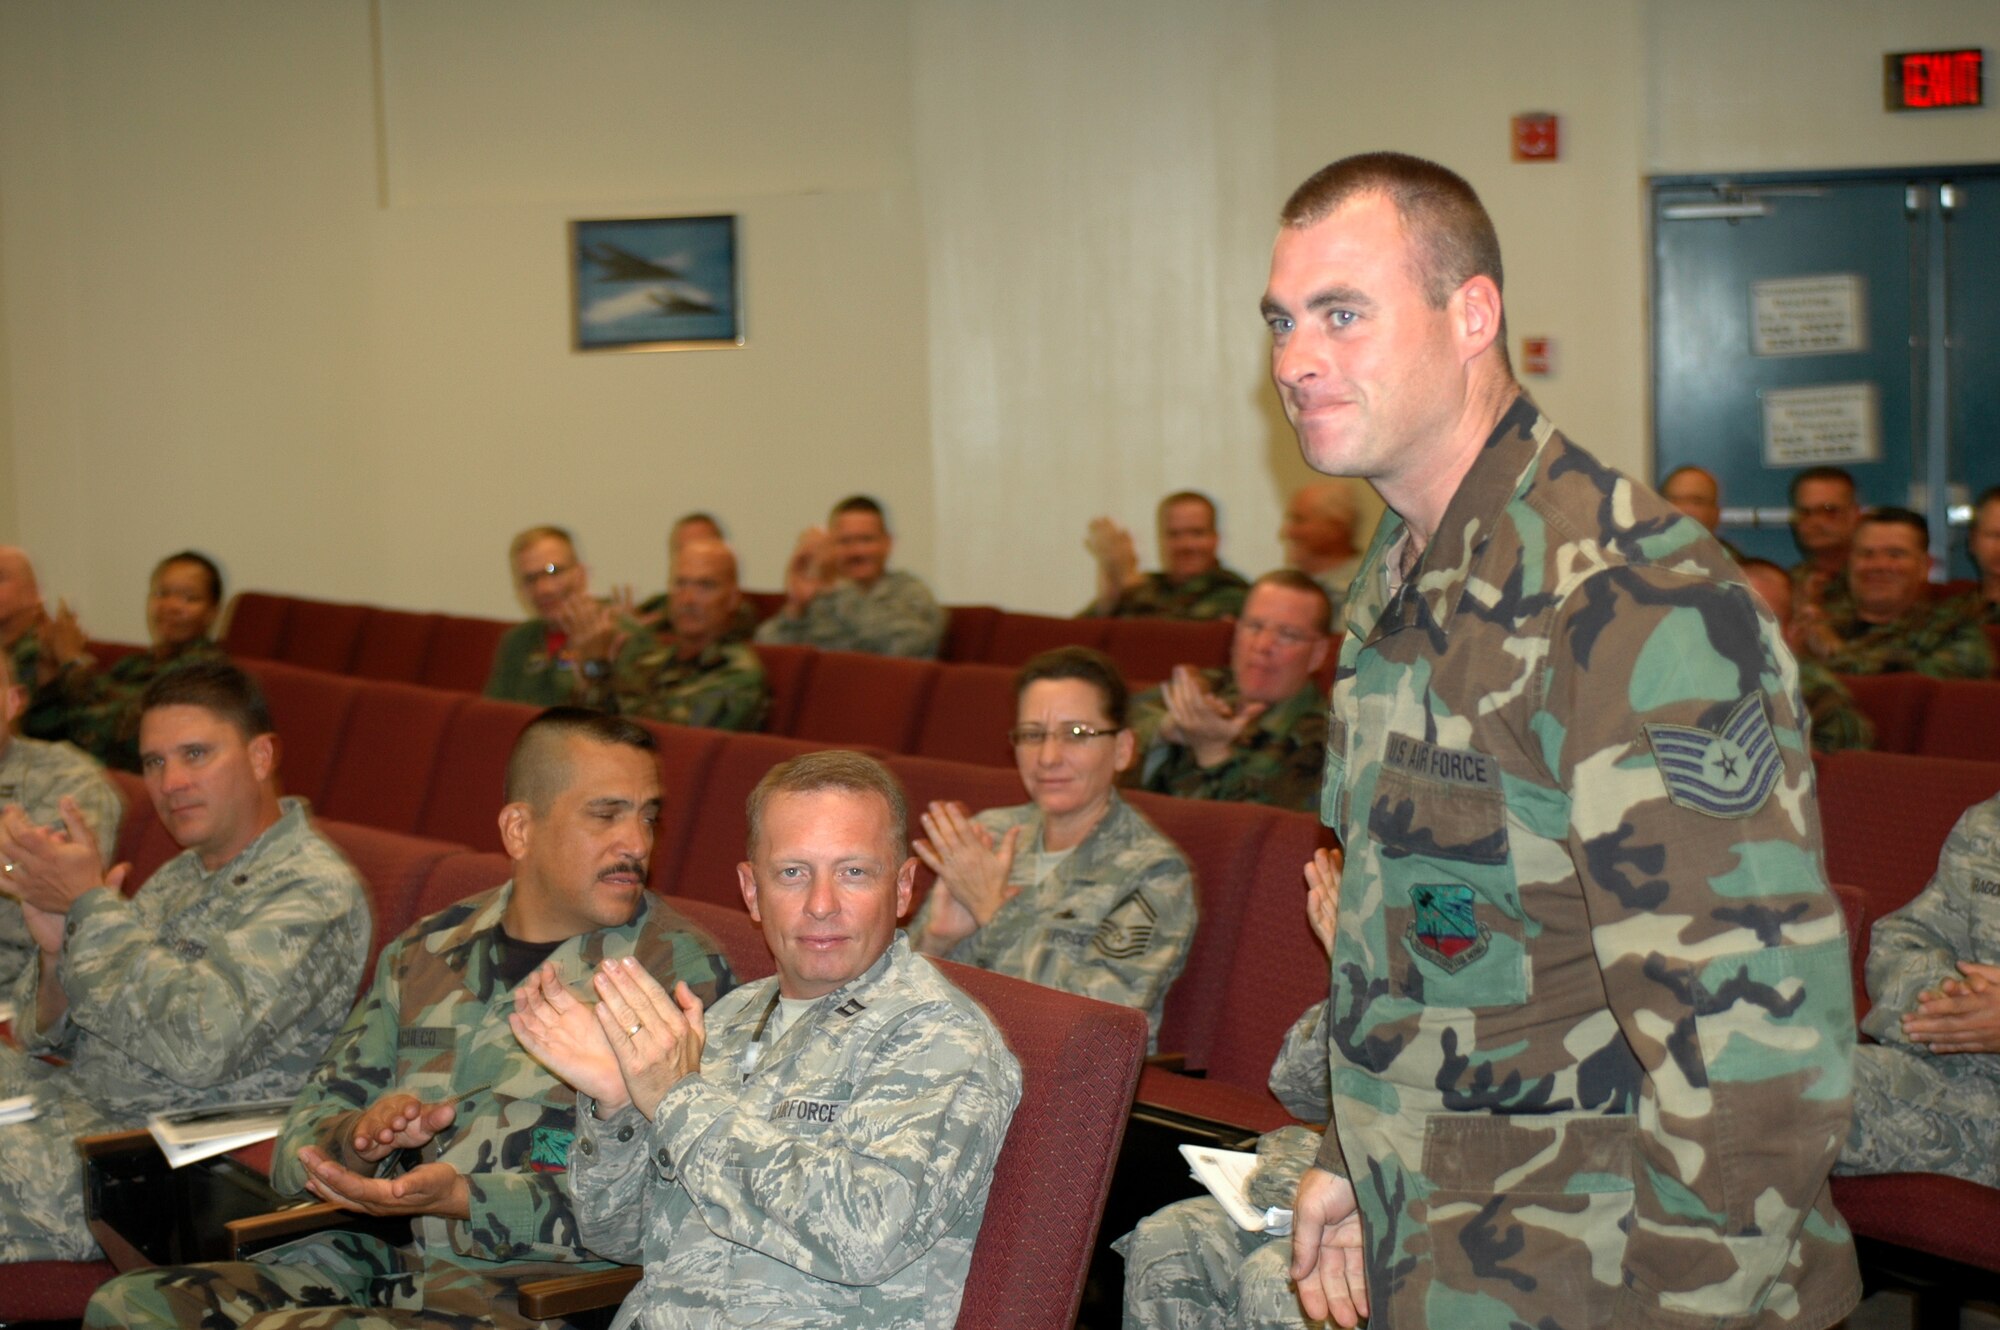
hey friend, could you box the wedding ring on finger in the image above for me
[2,863,14,874]
[628,1022,644,1037]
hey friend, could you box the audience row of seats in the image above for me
[216,590,1240,691]
[228,659,1332,1088]
[1838,671,2000,760]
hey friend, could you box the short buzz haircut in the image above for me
[745,750,908,863]
[503,707,658,813]
[154,550,223,605]
[830,495,888,532]
[1157,490,1218,530]
[1975,484,2000,516]
[1014,645,1131,729]
[1858,505,1930,545]
[1737,555,1787,578]
[508,525,577,561]
[140,660,274,739]
[1788,466,1856,506]
[1282,152,1505,318]
[1249,568,1335,634]
[671,511,727,540]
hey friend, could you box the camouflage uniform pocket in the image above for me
[1418,1111,1634,1321]
[1370,765,1526,1008]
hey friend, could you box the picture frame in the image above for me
[570,214,743,352]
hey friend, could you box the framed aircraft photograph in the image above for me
[569,213,743,352]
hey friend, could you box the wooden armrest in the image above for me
[226,1202,354,1259]
[517,1266,642,1320]
[1143,1051,1188,1073]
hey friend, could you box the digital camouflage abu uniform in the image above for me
[86,883,734,1329]
[569,933,1021,1330]
[1317,397,1859,1328]
[907,793,1194,1051]
[0,733,123,992]
[1086,567,1250,622]
[1118,1001,1332,1330]
[1819,595,1993,679]
[1130,670,1327,813]
[752,569,945,658]
[483,619,581,707]
[0,798,367,1262]
[1837,793,2000,1185]
[21,637,226,771]
[580,632,768,731]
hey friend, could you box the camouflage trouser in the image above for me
[87,1260,542,1330]
[1115,1196,1322,1330]
[1835,1041,2000,1185]
[0,1046,111,1261]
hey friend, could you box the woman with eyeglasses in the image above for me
[908,645,1194,1051]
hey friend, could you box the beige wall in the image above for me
[1,0,1992,638]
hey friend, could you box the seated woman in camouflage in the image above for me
[26,550,226,771]
[908,646,1195,1051]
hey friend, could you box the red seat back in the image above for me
[351,609,441,683]
[790,651,939,752]
[220,592,290,659]
[1839,672,1933,753]
[663,733,844,908]
[633,722,728,898]
[937,960,1146,1330]
[243,660,361,808]
[750,642,815,736]
[319,682,467,832]
[659,895,776,984]
[415,697,539,852]
[422,615,512,693]
[1102,617,1235,687]
[985,613,1105,667]
[940,605,1002,662]
[1815,750,2000,921]
[315,818,461,982]
[1914,678,2000,760]
[912,663,1019,769]
[280,599,368,674]
[407,850,514,928]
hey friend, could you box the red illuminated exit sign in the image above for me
[1885,48,1984,111]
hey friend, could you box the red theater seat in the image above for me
[421,615,512,693]
[315,819,462,978]
[1839,673,1932,754]
[279,599,369,674]
[912,663,1019,769]
[220,592,290,659]
[750,642,814,736]
[985,613,1106,666]
[1913,678,2000,761]
[662,733,843,908]
[1102,617,1234,686]
[940,604,1002,662]
[317,682,467,833]
[415,698,539,852]
[406,850,514,925]
[243,661,362,808]
[634,722,727,897]
[1816,750,2000,915]
[789,651,938,752]
[351,608,442,683]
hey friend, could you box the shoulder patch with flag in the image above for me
[1642,693,1782,818]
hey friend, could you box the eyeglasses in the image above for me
[1008,723,1121,748]
[1792,503,1853,519]
[520,562,576,587]
[1238,618,1321,648]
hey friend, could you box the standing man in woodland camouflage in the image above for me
[1837,791,2000,1185]
[0,661,368,1263]
[570,538,769,731]
[1127,569,1331,812]
[0,646,123,990]
[1263,152,1858,1328]
[513,750,1020,1329]
[88,709,734,1328]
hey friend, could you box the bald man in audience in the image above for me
[572,539,770,731]
[1280,480,1365,622]
[1083,491,1250,621]
[0,548,48,712]
[486,526,596,707]
[1127,571,1331,812]
[755,495,945,658]
[1739,558,1872,753]
[0,647,124,990]
[1660,465,1742,559]
[635,513,760,642]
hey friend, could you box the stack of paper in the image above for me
[147,1100,294,1168]
[0,1095,37,1126]
[1178,1144,1294,1235]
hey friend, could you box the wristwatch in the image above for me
[580,658,611,682]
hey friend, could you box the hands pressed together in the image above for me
[1902,960,2000,1054]
[296,1092,473,1220]
[782,526,837,612]
[910,801,1022,953]
[510,955,707,1119]
[1158,665,1264,768]
[0,798,126,952]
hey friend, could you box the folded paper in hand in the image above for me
[1178,1143,1293,1235]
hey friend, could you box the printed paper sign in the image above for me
[1762,382,1880,465]
[1752,275,1866,356]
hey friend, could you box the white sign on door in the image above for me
[1751,274,1866,357]
[1762,382,1880,465]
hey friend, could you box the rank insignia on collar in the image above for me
[1643,693,1781,819]
[1407,883,1490,974]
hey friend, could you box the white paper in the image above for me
[1752,274,1866,357]
[1762,382,1880,466]
[1178,1143,1293,1235]
[147,1100,292,1168]
[0,1094,37,1126]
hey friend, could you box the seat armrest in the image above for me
[76,1128,161,1160]
[517,1266,643,1320]
[1143,1051,1188,1073]
[227,1203,409,1260]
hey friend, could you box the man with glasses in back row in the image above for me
[486,526,599,707]
[1125,570,1331,812]
[1788,465,1862,624]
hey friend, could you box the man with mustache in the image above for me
[87,708,734,1328]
